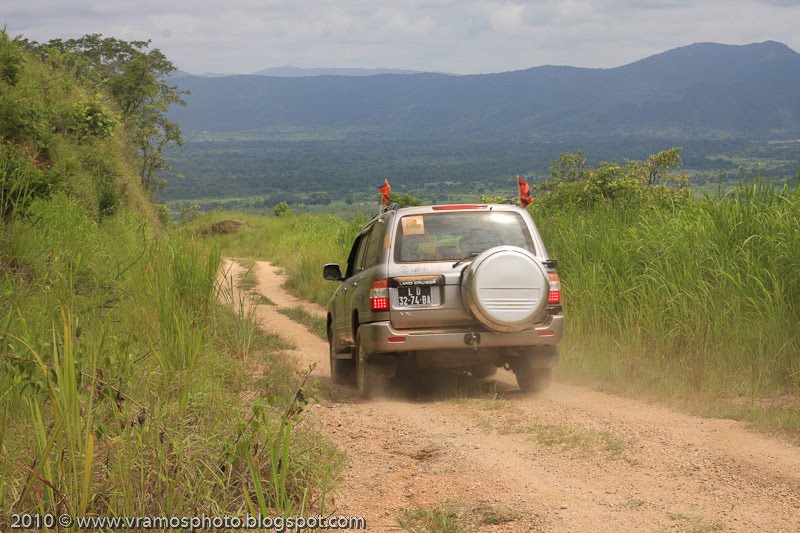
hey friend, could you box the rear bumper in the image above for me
[359,315,564,355]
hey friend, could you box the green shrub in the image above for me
[0,143,49,221]
[0,31,23,85]
[387,192,422,207]
[273,201,291,217]
[533,147,690,211]
[67,100,118,141]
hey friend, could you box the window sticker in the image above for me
[401,215,425,236]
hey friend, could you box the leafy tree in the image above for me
[627,147,688,188]
[0,31,23,85]
[549,149,589,183]
[584,163,642,204]
[387,192,422,207]
[21,34,186,193]
[536,148,689,209]
[274,201,291,217]
[477,194,513,204]
[132,108,184,192]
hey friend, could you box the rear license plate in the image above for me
[397,286,432,307]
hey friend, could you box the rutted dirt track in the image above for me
[224,259,800,532]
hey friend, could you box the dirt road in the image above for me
[224,259,800,532]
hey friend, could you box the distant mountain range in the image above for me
[251,66,426,77]
[172,67,428,78]
[167,41,800,141]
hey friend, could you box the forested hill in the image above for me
[168,41,800,141]
[249,66,425,77]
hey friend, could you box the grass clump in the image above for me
[398,502,518,532]
[278,306,327,340]
[620,498,647,510]
[500,422,628,459]
[398,505,467,533]
[235,261,258,292]
[447,381,505,409]
[257,294,276,305]
[668,512,726,532]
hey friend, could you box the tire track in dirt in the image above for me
[227,258,800,532]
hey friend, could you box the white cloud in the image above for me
[2,0,799,74]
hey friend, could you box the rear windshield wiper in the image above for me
[452,252,480,268]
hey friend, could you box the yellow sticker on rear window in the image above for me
[401,215,425,236]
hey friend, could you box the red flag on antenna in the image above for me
[517,176,532,208]
[377,179,391,205]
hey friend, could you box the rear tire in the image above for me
[329,331,354,385]
[355,331,389,398]
[513,363,552,394]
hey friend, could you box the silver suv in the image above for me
[323,203,564,398]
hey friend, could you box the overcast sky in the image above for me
[3,0,799,75]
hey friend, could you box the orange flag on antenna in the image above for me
[377,179,391,205]
[517,176,532,208]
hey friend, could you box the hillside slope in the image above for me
[1,32,336,521]
[168,41,800,141]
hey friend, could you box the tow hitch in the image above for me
[464,332,481,351]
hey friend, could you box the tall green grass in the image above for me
[1,196,341,522]
[189,181,800,434]
[534,181,800,402]
[183,211,369,305]
[1,30,340,521]
[0,144,40,222]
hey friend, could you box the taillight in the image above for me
[548,272,561,304]
[370,279,389,311]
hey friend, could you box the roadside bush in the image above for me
[67,99,118,141]
[388,192,422,207]
[0,33,129,222]
[0,143,49,221]
[534,148,690,211]
[274,201,291,217]
[0,32,23,85]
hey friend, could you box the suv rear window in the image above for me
[394,211,535,263]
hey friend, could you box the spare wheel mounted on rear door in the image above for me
[461,245,549,332]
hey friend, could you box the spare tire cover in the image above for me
[461,246,549,332]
